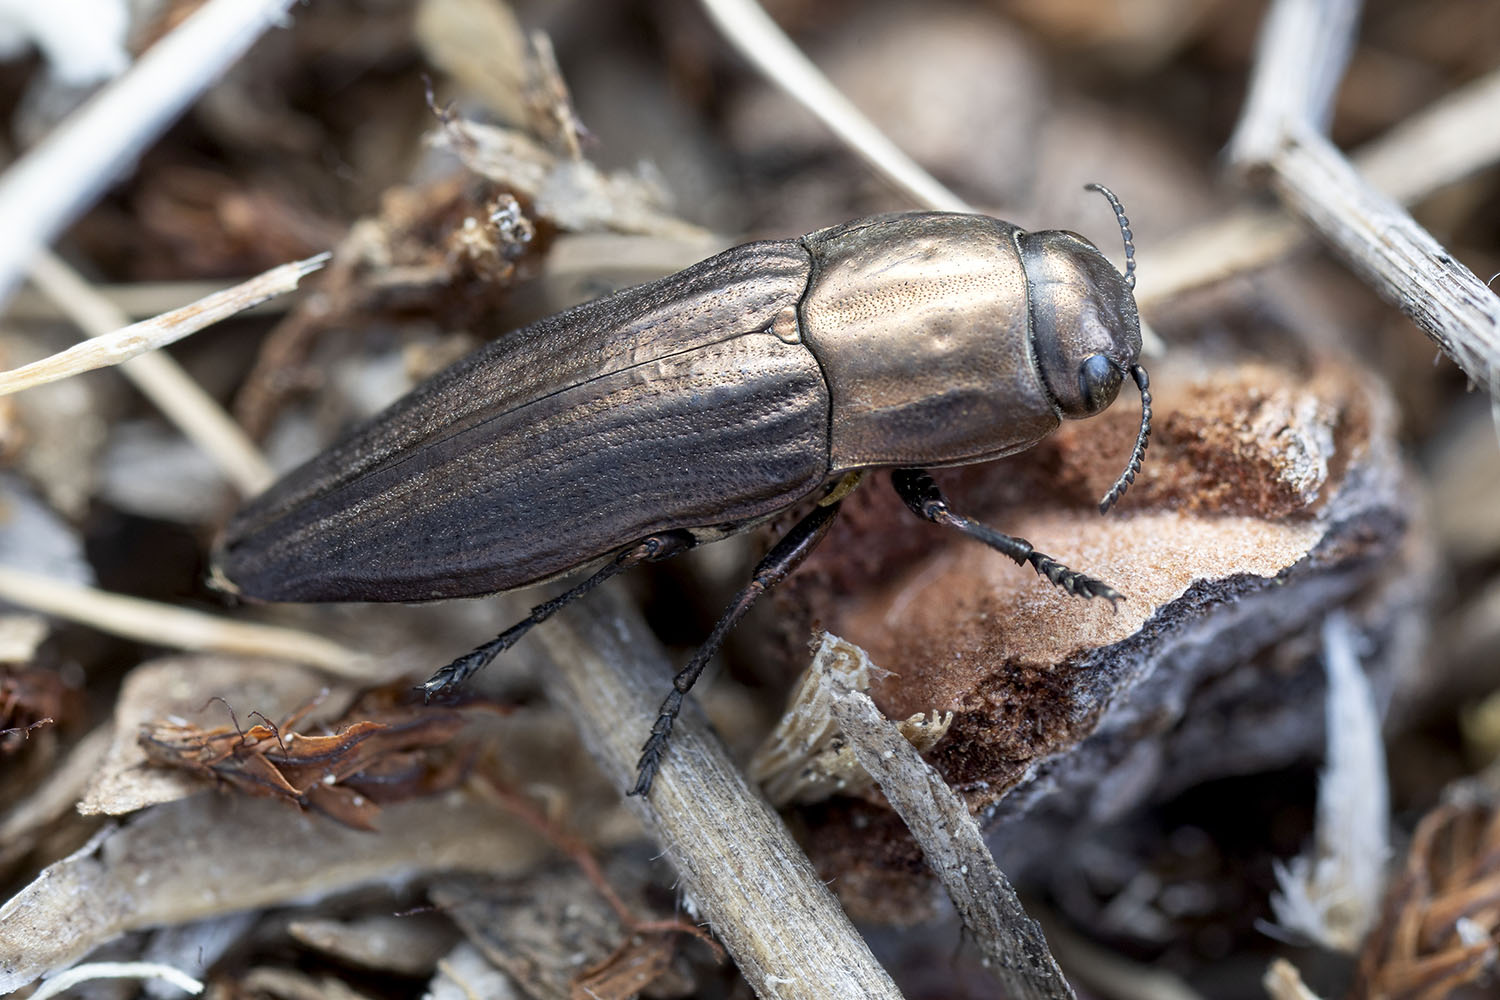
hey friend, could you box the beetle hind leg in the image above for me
[421,531,694,699]
[631,500,842,797]
[891,468,1122,606]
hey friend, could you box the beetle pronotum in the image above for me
[213,184,1151,797]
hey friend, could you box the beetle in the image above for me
[213,183,1152,798]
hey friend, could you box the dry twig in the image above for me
[534,582,905,1000]
[821,638,1074,1000]
[1224,0,1500,401]
[0,568,371,678]
[1224,0,1361,165]
[0,0,306,306]
[1142,66,1500,311]
[698,0,970,213]
[0,254,328,400]
[24,251,274,495]
[1265,126,1500,400]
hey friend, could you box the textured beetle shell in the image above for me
[800,214,1060,469]
[216,211,1134,605]
[217,240,832,602]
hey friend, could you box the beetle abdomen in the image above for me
[217,241,828,602]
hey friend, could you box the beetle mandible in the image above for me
[213,183,1152,797]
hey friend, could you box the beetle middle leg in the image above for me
[422,531,695,698]
[631,499,843,798]
[891,468,1121,605]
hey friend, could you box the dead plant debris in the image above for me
[137,687,482,831]
[0,0,1497,997]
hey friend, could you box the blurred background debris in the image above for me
[0,0,1498,997]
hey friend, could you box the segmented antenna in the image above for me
[1084,182,1136,290]
[1099,365,1151,514]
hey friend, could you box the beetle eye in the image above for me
[1078,354,1122,414]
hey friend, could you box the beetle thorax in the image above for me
[799,213,1062,472]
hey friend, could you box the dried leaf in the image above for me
[138,686,475,830]
[287,914,457,976]
[81,656,350,817]
[434,846,702,1000]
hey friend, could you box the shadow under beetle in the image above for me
[213,184,1152,798]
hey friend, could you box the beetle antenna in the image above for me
[1099,365,1150,514]
[1084,183,1136,290]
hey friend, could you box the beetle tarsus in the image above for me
[628,501,842,797]
[892,468,1122,606]
[632,689,685,796]
[422,531,695,700]
[1027,552,1121,608]
[422,643,505,700]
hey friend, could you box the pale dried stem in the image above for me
[4,278,304,324]
[1141,64,1500,311]
[825,671,1074,999]
[535,583,904,1000]
[1263,958,1326,1000]
[698,0,970,214]
[29,961,203,1000]
[0,568,371,678]
[1268,126,1500,397]
[2,255,328,399]
[0,0,306,307]
[1215,0,1500,398]
[1224,0,1361,165]
[23,251,275,495]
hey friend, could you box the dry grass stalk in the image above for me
[0,0,307,305]
[23,250,274,494]
[534,583,906,999]
[4,277,305,324]
[1,253,328,399]
[697,0,969,213]
[1271,613,1390,952]
[28,960,204,1000]
[0,568,372,678]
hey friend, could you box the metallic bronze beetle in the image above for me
[214,184,1152,796]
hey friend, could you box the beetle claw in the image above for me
[631,688,685,797]
[421,648,490,700]
[630,744,665,797]
[1028,552,1123,607]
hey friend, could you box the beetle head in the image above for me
[1019,183,1151,513]
[1019,228,1140,420]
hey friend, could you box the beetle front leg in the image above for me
[891,468,1121,605]
[422,531,695,698]
[631,499,843,798]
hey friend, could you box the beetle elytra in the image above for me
[213,184,1152,797]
